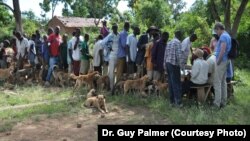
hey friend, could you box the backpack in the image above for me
[228,38,239,59]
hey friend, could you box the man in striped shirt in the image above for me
[164,31,183,107]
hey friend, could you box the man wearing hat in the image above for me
[135,26,159,77]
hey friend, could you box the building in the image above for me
[48,16,102,34]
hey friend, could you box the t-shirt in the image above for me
[93,40,103,67]
[71,36,83,61]
[181,37,192,65]
[126,34,138,62]
[215,31,231,62]
[145,42,154,71]
[28,40,36,55]
[48,34,61,57]
[81,41,90,60]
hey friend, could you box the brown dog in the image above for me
[96,75,110,91]
[86,89,97,98]
[71,71,99,91]
[153,80,168,96]
[0,62,15,82]
[124,75,149,95]
[112,80,125,95]
[84,95,108,113]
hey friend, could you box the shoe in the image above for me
[44,81,50,87]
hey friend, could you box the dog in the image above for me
[86,89,97,98]
[0,62,15,82]
[52,65,70,88]
[153,80,168,96]
[71,71,99,91]
[84,94,108,113]
[112,80,125,95]
[124,75,149,95]
[96,75,110,91]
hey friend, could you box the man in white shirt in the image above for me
[93,35,103,74]
[69,28,83,76]
[101,23,120,91]
[15,32,29,70]
[181,33,197,69]
[126,26,140,77]
[28,34,37,67]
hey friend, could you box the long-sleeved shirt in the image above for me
[191,58,209,84]
[101,32,120,60]
[118,30,128,58]
[164,37,182,67]
[152,39,167,72]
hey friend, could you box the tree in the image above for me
[134,0,171,28]
[0,0,23,32]
[22,10,36,20]
[70,0,89,17]
[210,0,249,37]
[167,0,186,21]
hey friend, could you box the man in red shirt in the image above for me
[45,26,61,87]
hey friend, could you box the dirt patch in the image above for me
[0,105,170,141]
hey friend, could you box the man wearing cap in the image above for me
[213,22,231,108]
[45,26,62,87]
[136,26,159,77]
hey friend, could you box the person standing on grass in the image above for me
[152,32,169,81]
[67,32,76,74]
[164,31,183,107]
[117,21,130,81]
[59,34,68,71]
[15,31,29,70]
[213,23,231,108]
[80,33,92,75]
[101,23,120,91]
[126,26,140,78]
[69,28,83,76]
[93,35,104,74]
[45,26,62,87]
[145,33,160,80]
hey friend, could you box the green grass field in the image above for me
[0,69,249,132]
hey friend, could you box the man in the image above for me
[80,34,91,74]
[70,28,83,76]
[15,31,29,70]
[100,20,109,38]
[213,22,231,108]
[145,33,160,80]
[181,33,197,69]
[0,40,10,68]
[164,31,183,107]
[126,26,140,78]
[28,34,37,67]
[59,34,68,71]
[67,32,75,74]
[136,26,159,77]
[152,32,169,81]
[117,21,130,81]
[102,23,120,91]
[45,26,61,86]
[93,35,104,74]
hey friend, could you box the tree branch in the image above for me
[231,0,249,37]
[0,2,14,13]
[224,0,231,33]
[210,0,221,22]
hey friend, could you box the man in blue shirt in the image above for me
[213,23,231,108]
[117,21,130,81]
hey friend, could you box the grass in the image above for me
[0,69,249,132]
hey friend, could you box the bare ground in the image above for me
[0,105,170,141]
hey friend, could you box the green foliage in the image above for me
[22,19,40,37]
[135,0,171,28]
[22,10,36,20]
[70,0,89,17]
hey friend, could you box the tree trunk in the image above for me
[231,0,249,38]
[224,0,231,34]
[210,0,221,22]
[13,0,23,33]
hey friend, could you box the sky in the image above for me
[6,0,196,19]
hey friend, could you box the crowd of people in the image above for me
[0,20,234,108]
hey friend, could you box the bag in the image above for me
[228,38,239,59]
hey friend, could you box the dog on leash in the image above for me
[84,94,108,113]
